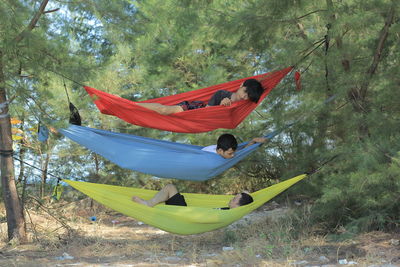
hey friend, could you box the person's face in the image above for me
[216,148,236,159]
[236,84,249,101]
[229,193,242,209]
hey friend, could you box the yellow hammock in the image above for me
[64,174,306,235]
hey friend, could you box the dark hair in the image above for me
[243,79,264,103]
[216,134,238,151]
[239,193,253,206]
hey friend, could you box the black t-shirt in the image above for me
[207,90,233,106]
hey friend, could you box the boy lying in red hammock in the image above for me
[85,67,292,133]
[136,79,264,115]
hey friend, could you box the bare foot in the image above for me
[132,196,150,206]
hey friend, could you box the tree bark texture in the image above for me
[0,51,27,242]
[0,0,50,242]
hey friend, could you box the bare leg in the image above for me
[136,103,184,115]
[132,184,179,207]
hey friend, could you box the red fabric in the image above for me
[295,71,301,91]
[85,67,293,133]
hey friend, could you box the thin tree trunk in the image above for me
[359,7,395,100]
[94,153,99,175]
[40,152,50,198]
[1,0,49,242]
[21,172,29,209]
[17,124,28,208]
[309,0,336,153]
[350,6,395,108]
[14,0,50,43]
[17,118,26,185]
[348,6,395,138]
[17,146,26,184]
[0,51,27,242]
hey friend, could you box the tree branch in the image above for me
[44,8,60,14]
[359,6,395,99]
[278,9,328,22]
[14,0,50,43]
[210,8,327,24]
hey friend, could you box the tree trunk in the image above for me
[0,51,27,242]
[17,118,26,185]
[17,125,28,208]
[94,153,99,175]
[40,152,50,198]
[348,6,395,138]
[0,0,50,241]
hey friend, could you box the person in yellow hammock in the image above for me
[132,184,253,209]
[135,79,264,115]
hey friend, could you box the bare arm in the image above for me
[244,137,268,148]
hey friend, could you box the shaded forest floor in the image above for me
[0,199,399,267]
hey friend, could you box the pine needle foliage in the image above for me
[2,0,399,234]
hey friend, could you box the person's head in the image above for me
[236,79,264,103]
[216,134,238,159]
[228,192,254,209]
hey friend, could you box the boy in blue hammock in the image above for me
[132,184,253,209]
[136,79,264,115]
[202,133,268,159]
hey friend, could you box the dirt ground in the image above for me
[0,199,399,267]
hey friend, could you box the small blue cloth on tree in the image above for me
[38,124,49,142]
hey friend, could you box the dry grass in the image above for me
[0,200,399,266]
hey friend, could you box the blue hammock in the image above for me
[59,125,281,181]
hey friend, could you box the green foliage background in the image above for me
[1,0,399,234]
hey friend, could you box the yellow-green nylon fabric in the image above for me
[64,174,306,235]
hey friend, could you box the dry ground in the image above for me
[0,199,399,267]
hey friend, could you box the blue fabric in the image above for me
[59,125,281,181]
[38,124,49,142]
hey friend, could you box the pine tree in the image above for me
[85,0,400,232]
[2,0,397,239]
[0,0,132,241]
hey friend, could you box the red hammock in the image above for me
[85,67,292,133]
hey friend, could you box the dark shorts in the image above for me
[165,193,187,206]
[177,101,207,111]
